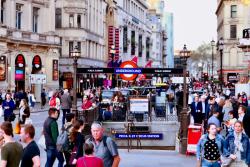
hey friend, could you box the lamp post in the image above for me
[179,44,191,154]
[218,38,224,91]
[70,46,81,116]
[110,45,116,88]
[211,39,215,80]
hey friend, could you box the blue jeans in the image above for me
[62,109,70,125]
[45,147,64,167]
[202,159,220,167]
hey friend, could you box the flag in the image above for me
[131,56,138,64]
[145,60,152,68]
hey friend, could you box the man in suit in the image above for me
[191,94,203,124]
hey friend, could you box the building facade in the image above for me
[56,0,107,89]
[147,9,164,67]
[114,0,152,67]
[216,0,249,82]
[0,0,60,101]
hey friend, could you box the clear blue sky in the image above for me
[165,0,217,50]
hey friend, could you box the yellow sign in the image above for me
[242,0,250,5]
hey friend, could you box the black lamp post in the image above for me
[70,46,81,115]
[211,39,215,80]
[110,45,116,88]
[218,38,224,91]
[179,44,191,154]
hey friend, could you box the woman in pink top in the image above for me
[76,142,103,167]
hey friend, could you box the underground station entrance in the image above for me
[77,66,184,150]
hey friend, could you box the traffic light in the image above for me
[203,73,208,82]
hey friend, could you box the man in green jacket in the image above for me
[43,108,64,167]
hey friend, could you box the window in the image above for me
[16,4,23,29]
[230,25,237,39]
[1,0,5,24]
[77,42,81,52]
[55,8,62,28]
[231,5,237,18]
[77,14,81,28]
[69,41,74,55]
[69,14,74,28]
[32,7,39,33]
[138,35,142,57]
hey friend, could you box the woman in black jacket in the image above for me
[69,120,85,166]
[19,99,30,124]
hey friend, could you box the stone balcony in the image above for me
[6,29,61,46]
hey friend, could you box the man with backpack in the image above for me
[86,121,120,167]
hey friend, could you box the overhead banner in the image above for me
[52,60,59,80]
[0,56,6,81]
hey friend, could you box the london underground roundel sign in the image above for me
[120,61,138,81]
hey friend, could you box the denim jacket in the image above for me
[196,134,226,160]
[224,132,250,165]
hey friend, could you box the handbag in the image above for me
[14,121,21,134]
[9,113,16,122]
[221,155,233,167]
[38,135,46,150]
[69,146,77,165]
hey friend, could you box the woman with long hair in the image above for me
[19,99,30,124]
[224,121,250,167]
[197,123,226,167]
[69,120,85,166]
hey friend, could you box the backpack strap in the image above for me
[103,136,107,147]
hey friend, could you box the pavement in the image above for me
[1,102,197,167]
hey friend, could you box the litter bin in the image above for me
[186,124,203,155]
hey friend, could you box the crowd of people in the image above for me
[0,87,121,167]
[191,88,250,167]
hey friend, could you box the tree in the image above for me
[187,43,218,79]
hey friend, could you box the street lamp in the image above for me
[218,38,224,91]
[70,46,81,115]
[211,39,215,80]
[179,44,191,154]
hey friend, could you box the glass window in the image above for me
[69,41,74,55]
[231,5,237,18]
[1,0,6,24]
[230,25,237,39]
[77,14,81,28]
[16,3,23,29]
[32,7,39,33]
[55,8,62,28]
[77,42,81,52]
[69,14,74,28]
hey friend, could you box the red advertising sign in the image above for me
[53,60,58,81]
[32,55,42,70]
[0,56,6,81]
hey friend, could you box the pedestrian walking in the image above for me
[2,93,16,122]
[43,108,64,167]
[191,95,203,124]
[61,89,72,125]
[41,88,47,109]
[0,121,23,167]
[20,124,41,167]
[208,109,222,132]
[86,121,120,167]
[49,92,61,110]
[223,121,250,167]
[28,91,36,109]
[76,142,104,167]
[19,99,30,125]
[196,123,226,167]
[222,99,233,122]
[68,120,85,166]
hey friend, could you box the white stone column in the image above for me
[25,3,32,31]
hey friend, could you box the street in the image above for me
[0,103,196,167]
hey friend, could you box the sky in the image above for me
[165,0,217,50]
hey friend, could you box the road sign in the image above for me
[119,61,138,81]
[29,74,46,84]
